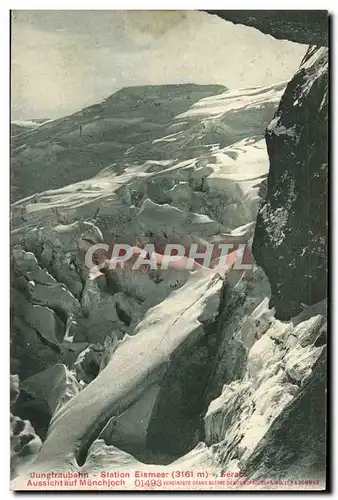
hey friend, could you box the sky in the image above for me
[11,10,307,120]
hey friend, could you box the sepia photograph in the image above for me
[9,9,328,491]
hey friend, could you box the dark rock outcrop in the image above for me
[205,10,328,46]
[253,46,328,320]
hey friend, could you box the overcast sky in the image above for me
[11,10,307,120]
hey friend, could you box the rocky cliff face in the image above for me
[253,46,328,320]
[205,11,328,46]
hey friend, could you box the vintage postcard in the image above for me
[10,10,328,491]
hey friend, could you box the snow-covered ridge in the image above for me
[176,82,286,119]
[12,119,50,128]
